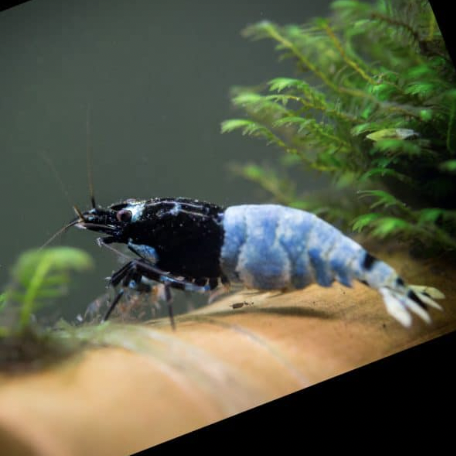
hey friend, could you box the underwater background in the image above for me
[1,3,455,454]
[0,0,333,321]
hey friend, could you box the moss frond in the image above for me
[222,0,456,255]
[1,247,94,334]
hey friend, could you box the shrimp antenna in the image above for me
[40,152,74,210]
[40,219,80,250]
[73,204,85,220]
[86,103,97,209]
[39,153,81,249]
[40,205,85,250]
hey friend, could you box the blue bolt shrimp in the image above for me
[70,199,444,327]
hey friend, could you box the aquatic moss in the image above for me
[0,247,93,371]
[222,0,456,256]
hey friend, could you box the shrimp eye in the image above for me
[116,209,132,223]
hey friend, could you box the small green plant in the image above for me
[0,247,93,336]
[222,0,456,255]
[0,247,94,371]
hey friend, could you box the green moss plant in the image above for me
[222,0,456,255]
[0,247,93,371]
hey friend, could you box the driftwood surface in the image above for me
[0,245,455,456]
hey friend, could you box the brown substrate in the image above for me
[0,245,455,455]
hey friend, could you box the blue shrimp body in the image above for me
[220,205,442,327]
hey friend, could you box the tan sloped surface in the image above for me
[0,247,455,455]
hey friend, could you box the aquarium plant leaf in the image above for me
[2,247,93,330]
[366,129,420,142]
[222,0,456,255]
[352,213,382,232]
[440,160,456,173]
[370,217,414,238]
[358,190,402,209]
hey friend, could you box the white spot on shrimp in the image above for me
[127,203,145,222]
[170,203,181,216]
